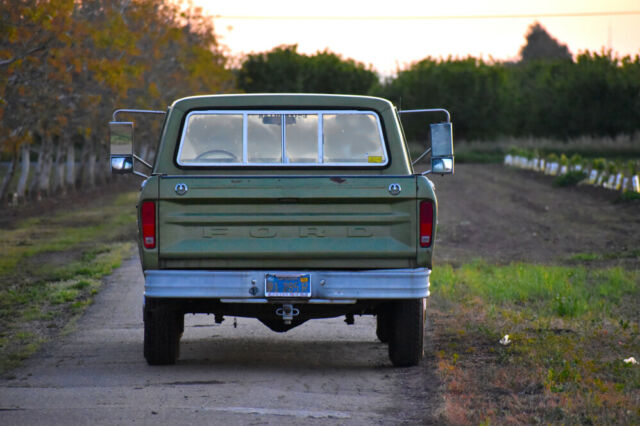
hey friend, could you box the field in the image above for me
[0,180,139,372]
[430,164,639,424]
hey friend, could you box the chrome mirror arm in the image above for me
[411,148,431,166]
[133,154,153,169]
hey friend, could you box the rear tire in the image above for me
[376,304,392,343]
[388,299,425,367]
[144,298,180,365]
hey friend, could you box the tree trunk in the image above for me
[29,141,44,198]
[148,148,156,167]
[37,134,54,199]
[52,140,66,195]
[86,136,96,188]
[94,134,106,186]
[15,143,31,202]
[139,144,148,164]
[97,133,112,186]
[65,142,76,190]
[76,135,90,188]
[0,149,17,203]
[101,149,111,185]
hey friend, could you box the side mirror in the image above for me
[110,121,134,174]
[430,122,454,174]
[111,156,133,174]
[431,157,454,174]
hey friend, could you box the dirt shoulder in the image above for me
[0,178,140,374]
[427,164,640,425]
[430,163,640,267]
[0,176,140,230]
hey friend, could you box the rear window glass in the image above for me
[177,110,387,167]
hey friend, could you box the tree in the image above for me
[237,45,378,94]
[0,0,233,204]
[519,22,572,63]
[380,57,509,141]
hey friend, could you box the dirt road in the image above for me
[0,257,441,425]
[1,164,638,425]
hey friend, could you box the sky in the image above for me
[192,0,640,76]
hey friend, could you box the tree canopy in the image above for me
[0,0,233,201]
[236,45,378,94]
[519,22,572,63]
[381,51,640,141]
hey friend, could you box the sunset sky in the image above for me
[192,0,640,76]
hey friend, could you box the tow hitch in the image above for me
[276,304,300,325]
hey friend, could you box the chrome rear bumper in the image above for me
[144,268,430,301]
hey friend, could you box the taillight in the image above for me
[419,200,433,248]
[141,201,156,249]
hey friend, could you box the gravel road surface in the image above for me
[0,254,441,425]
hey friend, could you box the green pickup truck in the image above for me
[109,94,453,367]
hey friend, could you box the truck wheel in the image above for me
[388,299,425,367]
[376,304,392,343]
[144,298,180,365]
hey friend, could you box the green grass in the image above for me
[433,261,637,318]
[455,150,505,164]
[0,191,137,374]
[431,261,640,424]
[618,191,640,202]
[570,252,602,261]
[553,170,588,187]
[569,250,640,262]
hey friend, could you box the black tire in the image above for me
[144,298,180,365]
[175,312,184,360]
[177,313,184,336]
[376,304,392,343]
[388,299,425,367]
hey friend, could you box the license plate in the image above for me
[265,274,311,298]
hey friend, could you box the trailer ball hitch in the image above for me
[276,304,300,325]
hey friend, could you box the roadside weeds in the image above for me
[0,191,137,375]
[430,261,640,424]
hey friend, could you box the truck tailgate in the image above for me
[157,176,418,269]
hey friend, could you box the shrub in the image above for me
[553,170,588,187]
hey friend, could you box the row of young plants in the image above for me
[504,149,640,195]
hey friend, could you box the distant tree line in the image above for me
[236,24,640,143]
[236,45,379,95]
[2,10,639,205]
[381,52,640,142]
[0,0,232,202]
